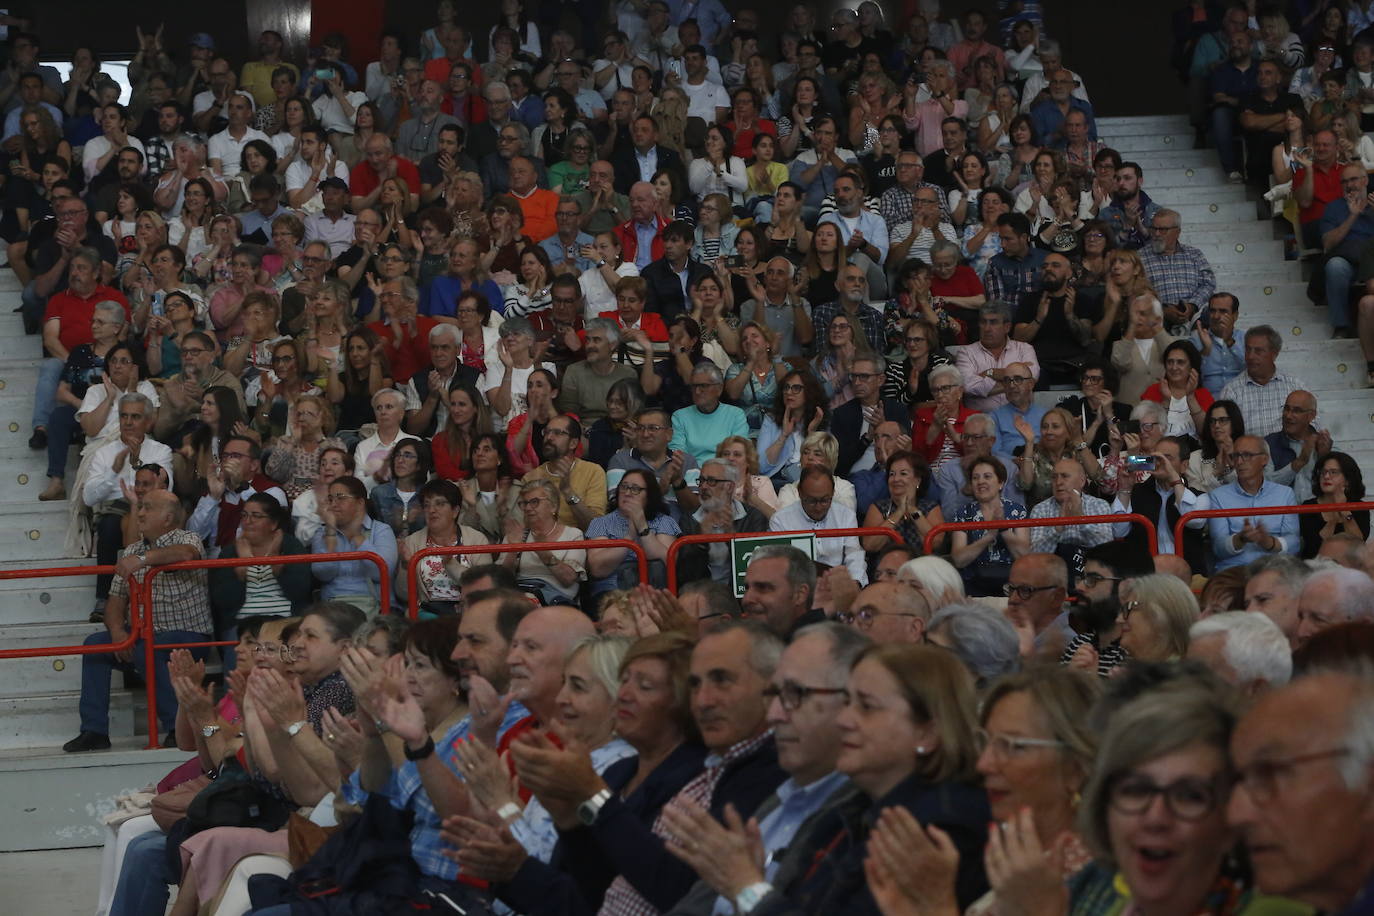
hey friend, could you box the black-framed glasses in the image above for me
[1080,572,1122,588]
[836,608,918,629]
[762,681,847,710]
[782,383,806,393]
[1003,582,1057,600]
[1109,773,1229,821]
[698,475,732,486]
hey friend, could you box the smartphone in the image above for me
[726,254,745,268]
[89,367,103,382]
[1121,419,1141,436]
[1124,454,1157,472]
[315,67,335,80]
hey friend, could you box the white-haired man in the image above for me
[1295,566,1374,645]
[1187,611,1292,695]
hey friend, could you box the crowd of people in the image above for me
[8,1,1374,915]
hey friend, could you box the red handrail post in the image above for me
[404,540,649,618]
[664,527,901,594]
[1172,501,1371,556]
[920,513,1158,557]
[138,551,393,747]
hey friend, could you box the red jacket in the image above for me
[596,309,669,341]
[613,215,669,267]
[366,316,439,383]
[911,404,978,463]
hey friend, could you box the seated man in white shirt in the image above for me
[1028,457,1114,554]
[207,92,270,180]
[1111,435,1209,567]
[769,467,868,585]
[285,126,351,211]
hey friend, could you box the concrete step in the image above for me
[1139,166,1228,188]
[1103,130,1195,153]
[1100,114,1193,133]
[1191,237,1285,264]
[1171,200,1262,226]
[0,622,103,696]
[0,689,141,750]
[0,502,87,562]
[0,741,187,850]
[1126,149,1223,170]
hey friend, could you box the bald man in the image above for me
[349,133,421,213]
[1263,390,1332,502]
[989,360,1045,457]
[842,581,930,643]
[508,155,559,242]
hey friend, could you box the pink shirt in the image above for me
[953,339,1041,412]
[910,97,970,156]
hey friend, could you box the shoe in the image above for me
[1228,171,1244,183]
[162,732,177,748]
[38,480,65,501]
[90,598,106,624]
[27,428,45,449]
[1333,327,1355,339]
[62,731,111,753]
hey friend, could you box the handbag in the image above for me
[151,773,212,833]
[183,756,292,837]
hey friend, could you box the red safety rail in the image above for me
[922,513,1159,556]
[138,551,392,749]
[664,527,901,594]
[0,565,138,659]
[405,539,648,619]
[1173,501,1372,556]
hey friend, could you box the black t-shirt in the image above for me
[822,37,875,79]
[1013,289,1099,362]
[33,225,118,294]
[1240,90,1303,134]
[861,152,898,197]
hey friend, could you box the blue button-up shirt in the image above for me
[310,515,399,604]
[1191,325,1246,397]
[668,0,733,45]
[539,230,596,271]
[634,220,658,268]
[1207,478,1300,571]
[820,208,890,264]
[635,146,659,184]
[1030,96,1097,146]
[990,402,1048,457]
[708,771,851,915]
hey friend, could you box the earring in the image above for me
[915,745,927,755]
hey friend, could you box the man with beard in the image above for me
[811,263,886,356]
[1098,162,1160,251]
[1062,540,1152,675]
[560,317,639,421]
[399,79,461,162]
[1207,26,1259,183]
[1140,208,1216,333]
[675,459,769,583]
[520,414,607,530]
[418,124,478,206]
[1011,253,1098,384]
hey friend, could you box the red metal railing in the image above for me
[138,551,392,749]
[664,528,901,593]
[404,539,648,618]
[1174,501,1372,556]
[0,565,138,659]
[922,513,1159,556]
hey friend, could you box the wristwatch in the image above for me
[638,526,651,537]
[285,720,309,738]
[404,735,436,761]
[565,492,582,505]
[734,882,774,914]
[576,787,613,826]
[201,724,221,738]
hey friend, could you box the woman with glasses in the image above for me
[1116,574,1200,664]
[723,321,787,431]
[1073,217,1116,295]
[143,287,203,382]
[395,479,491,615]
[585,378,642,467]
[928,238,988,332]
[262,213,309,292]
[482,193,533,279]
[1067,669,1274,916]
[207,245,273,346]
[586,469,681,597]
[128,238,193,335]
[499,478,585,606]
[1300,452,1369,559]
[265,394,338,498]
[948,455,1030,595]
[691,192,740,266]
[885,315,956,409]
[1187,399,1246,493]
[210,493,312,632]
[861,448,943,553]
[292,444,354,544]
[758,369,829,484]
[1055,357,1132,456]
[911,364,976,468]
[189,213,241,288]
[1140,339,1213,440]
[369,438,434,537]
[252,339,319,442]
[312,475,399,614]
[549,126,595,194]
[40,303,133,502]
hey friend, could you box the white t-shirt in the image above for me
[312,92,370,134]
[167,222,211,264]
[208,126,271,179]
[579,261,639,319]
[479,359,557,430]
[681,77,730,122]
[77,381,161,441]
[82,135,147,182]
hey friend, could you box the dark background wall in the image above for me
[25,0,1182,117]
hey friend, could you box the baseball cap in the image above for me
[318,177,348,192]
[189,33,215,50]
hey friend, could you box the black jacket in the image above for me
[641,256,714,326]
[676,505,771,585]
[612,144,684,194]
[1122,480,1208,573]
[830,397,909,476]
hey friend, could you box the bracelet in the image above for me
[403,735,436,761]
[496,801,522,823]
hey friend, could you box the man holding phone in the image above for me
[1111,435,1209,564]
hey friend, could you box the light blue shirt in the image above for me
[1207,478,1300,570]
[635,145,659,183]
[709,771,851,915]
[669,402,751,464]
[539,230,596,271]
[634,219,658,268]
[311,515,399,603]
[990,402,1048,457]
[819,208,890,264]
[1191,326,1247,398]
[2,100,63,141]
[668,0,733,45]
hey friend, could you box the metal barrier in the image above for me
[922,513,1159,556]
[664,527,901,594]
[138,551,392,749]
[0,565,136,660]
[1173,501,1372,557]
[404,539,649,619]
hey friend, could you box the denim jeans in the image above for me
[78,628,209,735]
[108,830,172,916]
[1325,255,1356,329]
[30,356,63,431]
[1210,105,1239,173]
[20,279,46,334]
[95,513,124,600]
[46,404,78,478]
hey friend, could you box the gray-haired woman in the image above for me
[483,316,555,431]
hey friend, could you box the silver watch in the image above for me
[201,724,220,738]
[734,882,773,914]
[576,787,612,826]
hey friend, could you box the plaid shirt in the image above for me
[1140,243,1216,316]
[983,248,1048,304]
[878,181,951,233]
[1220,371,1308,438]
[1028,493,1115,554]
[109,528,212,635]
[811,299,886,353]
[599,730,774,916]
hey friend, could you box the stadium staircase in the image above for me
[0,113,1368,853]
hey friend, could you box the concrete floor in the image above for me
[0,846,102,914]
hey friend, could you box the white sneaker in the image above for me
[1227,171,1243,183]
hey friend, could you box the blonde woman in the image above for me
[715,435,779,518]
[1093,249,1150,344]
[1014,406,1102,508]
[1116,573,1200,663]
[775,431,858,511]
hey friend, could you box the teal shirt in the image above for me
[669,402,750,464]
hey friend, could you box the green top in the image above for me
[1068,864,1314,916]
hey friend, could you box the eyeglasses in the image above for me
[1208,416,1232,425]
[762,682,846,710]
[517,497,548,510]
[698,475,731,486]
[1233,748,1350,805]
[1081,374,1105,384]
[240,510,272,521]
[782,383,806,393]
[618,483,647,495]
[931,383,960,395]
[1232,451,1266,461]
[1109,774,1228,821]
[1080,572,1122,589]
[271,355,295,364]
[974,728,1065,759]
[836,609,918,629]
[545,428,573,438]
[1004,375,1033,385]
[1119,599,1140,620]
[849,371,882,380]
[1003,582,1057,600]
[904,336,928,345]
